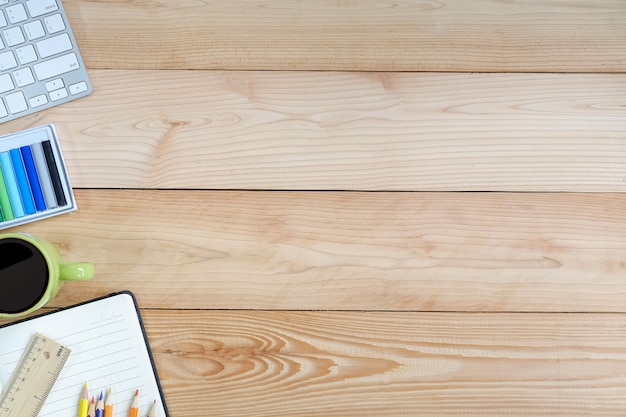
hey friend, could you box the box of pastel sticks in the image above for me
[0,123,77,230]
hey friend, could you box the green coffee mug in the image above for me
[0,233,95,318]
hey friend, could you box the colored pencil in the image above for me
[128,389,139,417]
[77,383,89,417]
[95,391,105,417]
[86,396,96,417]
[147,400,156,417]
[104,387,114,417]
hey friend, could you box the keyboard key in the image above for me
[0,73,13,93]
[6,4,27,24]
[36,32,71,58]
[33,52,78,80]
[26,0,58,18]
[0,50,17,70]
[44,13,64,33]
[45,78,63,91]
[0,0,92,123]
[16,44,36,64]
[29,94,48,107]
[13,67,34,86]
[49,87,67,101]
[4,26,25,46]
[24,20,45,40]
[69,81,88,95]
[5,91,27,113]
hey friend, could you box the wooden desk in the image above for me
[2,1,626,415]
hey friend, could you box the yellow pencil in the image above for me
[128,389,139,417]
[104,387,114,417]
[78,383,89,417]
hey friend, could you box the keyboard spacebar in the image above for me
[33,53,79,81]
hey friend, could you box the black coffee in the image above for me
[0,238,49,314]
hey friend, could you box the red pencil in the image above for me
[86,396,95,417]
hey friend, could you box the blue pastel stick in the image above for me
[0,151,25,217]
[20,146,46,211]
[9,148,35,215]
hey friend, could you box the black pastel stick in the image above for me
[41,140,67,207]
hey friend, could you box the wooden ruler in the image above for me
[0,333,71,417]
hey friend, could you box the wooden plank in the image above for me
[66,0,626,72]
[4,310,626,414]
[103,310,626,415]
[17,189,626,313]
[3,71,625,191]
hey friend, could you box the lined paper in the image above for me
[0,292,168,417]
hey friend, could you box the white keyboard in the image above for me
[0,0,91,123]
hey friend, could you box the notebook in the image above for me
[0,291,169,417]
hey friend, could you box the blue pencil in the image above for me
[9,148,35,215]
[95,391,104,417]
[20,146,46,211]
[0,151,24,217]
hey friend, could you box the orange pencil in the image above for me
[104,387,114,417]
[128,389,139,417]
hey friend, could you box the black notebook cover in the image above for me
[0,291,169,417]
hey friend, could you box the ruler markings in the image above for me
[0,311,147,417]
[0,333,71,417]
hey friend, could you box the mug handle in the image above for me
[59,262,95,281]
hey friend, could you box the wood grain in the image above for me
[0,1,623,415]
[2,71,625,191]
[65,0,626,72]
[144,310,626,416]
[12,189,624,312]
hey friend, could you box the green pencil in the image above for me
[0,164,14,221]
